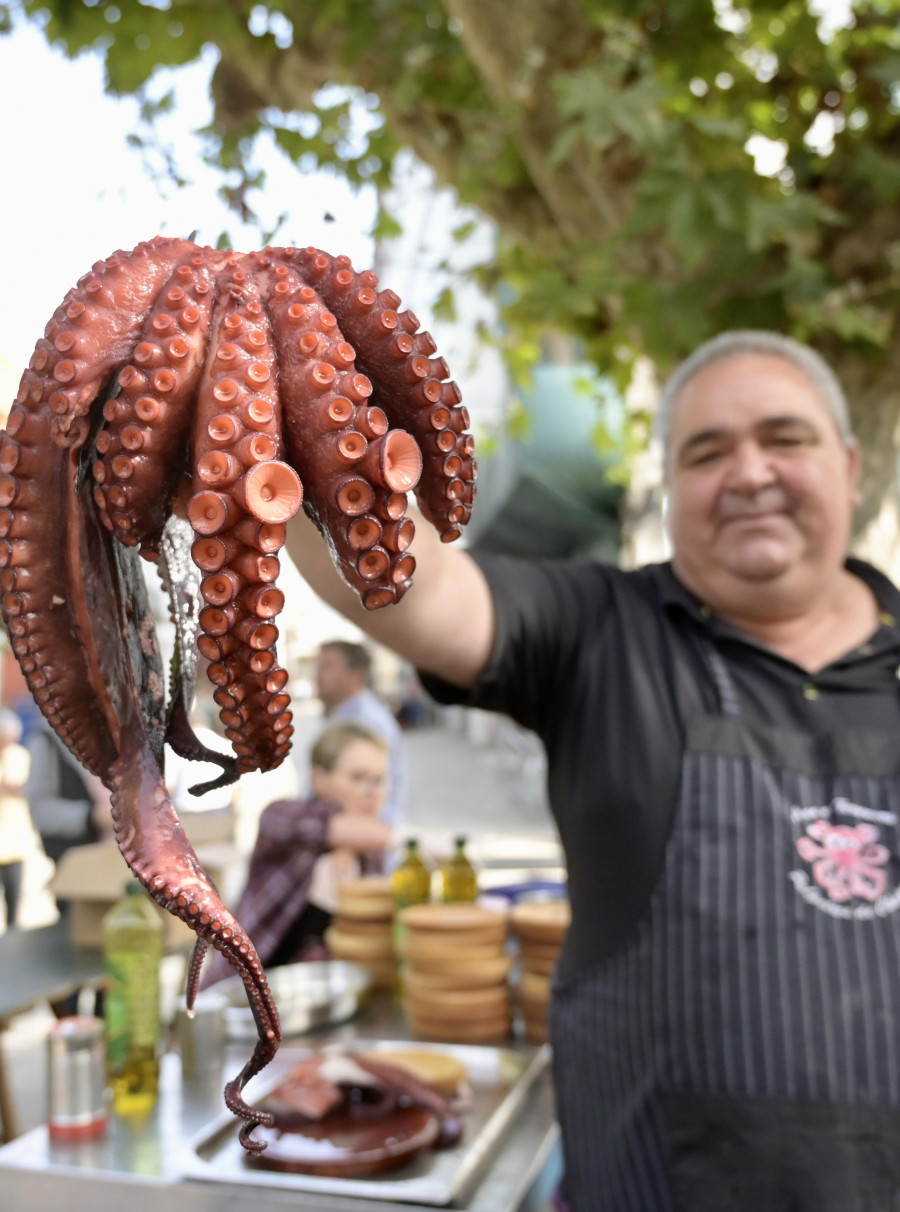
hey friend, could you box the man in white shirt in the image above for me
[314,640,406,827]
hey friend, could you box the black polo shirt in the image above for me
[421,554,900,981]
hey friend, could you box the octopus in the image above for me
[261,1051,463,1149]
[0,236,475,1151]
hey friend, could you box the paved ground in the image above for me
[2,711,562,1137]
[407,709,558,855]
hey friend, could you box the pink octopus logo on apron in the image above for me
[796,820,890,904]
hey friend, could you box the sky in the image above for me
[0,10,392,725]
[0,14,377,374]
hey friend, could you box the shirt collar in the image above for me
[656,556,900,654]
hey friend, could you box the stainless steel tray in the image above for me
[180,1039,551,1205]
[217,960,374,1041]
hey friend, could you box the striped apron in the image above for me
[551,642,900,1211]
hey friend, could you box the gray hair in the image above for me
[319,640,372,678]
[656,330,853,452]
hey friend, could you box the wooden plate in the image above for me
[403,923,507,947]
[518,970,552,1005]
[398,903,507,935]
[403,958,512,993]
[519,939,563,964]
[338,876,394,899]
[510,900,570,944]
[332,916,394,938]
[325,927,395,961]
[521,1013,550,1045]
[403,949,511,978]
[519,954,557,978]
[398,937,506,964]
[336,878,395,920]
[404,983,510,1016]
[407,1009,512,1043]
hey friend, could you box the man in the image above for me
[314,640,407,826]
[287,331,900,1211]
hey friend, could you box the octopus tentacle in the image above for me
[265,265,422,610]
[165,686,239,792]
[188,264,300,774]
[109,715,280,1150]
[185,937,210,1010]
[0,241,200,773]
[352,1055,463,1147]
[289,247,475,541]
[0,402,120,775]
[94,254,219,557]
[26,237,202,444]
[91,458,279,1153]
[200,521,296,769]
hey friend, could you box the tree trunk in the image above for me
[817,339,900,579]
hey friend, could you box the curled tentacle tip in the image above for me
[238,1122,268,1156]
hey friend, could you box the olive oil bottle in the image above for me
[390,838,433,910]
[390,838,432,980]
[102,880,164,1115]
[440,835,479,902]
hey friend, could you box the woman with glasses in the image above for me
[202,720,396,986]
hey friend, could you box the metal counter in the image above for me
[0,992,561,1212]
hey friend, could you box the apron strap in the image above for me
[668,622,742,723]
[706,643,741,718]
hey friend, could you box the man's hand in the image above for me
[286,507,495,691]
[327,812,395,854]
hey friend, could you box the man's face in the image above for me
[315,648,358,710]
[665,353,859,606]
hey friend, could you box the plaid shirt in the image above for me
[202,797,382,988]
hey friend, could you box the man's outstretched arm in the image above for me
[286,509,494,692]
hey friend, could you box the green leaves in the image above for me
[8,0,900,487]
[268,92,396,189]
[553,66,666,161]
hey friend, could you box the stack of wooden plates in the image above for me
[510,899,570,1043]
[396,903,512,1042]
[324,876,397,989]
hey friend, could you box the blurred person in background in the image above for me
[202,721,395,987]
[0,707,34,930]
[25,714,111,868]
[314,639,407,825]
